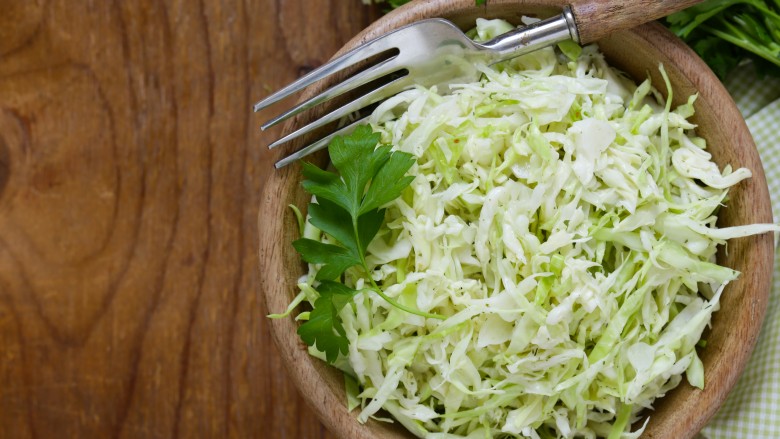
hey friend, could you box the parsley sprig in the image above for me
[666,0,780,79]
[293,126,444,363]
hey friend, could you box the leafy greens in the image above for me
[291,125,443,363]
[666,0,780,78]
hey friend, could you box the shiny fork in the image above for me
[255,1,702,168]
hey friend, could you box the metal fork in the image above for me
[255,0,703,168]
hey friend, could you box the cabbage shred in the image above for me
[291,19,777,438]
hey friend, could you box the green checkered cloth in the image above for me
[700,62,780,439]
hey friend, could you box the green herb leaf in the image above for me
[308,198,358,254]
[691,34,742,79]
[301,177,352,214]
[301,161,338,184]
[327,125,386,217]
[292,238,360,280]
[360,151,416,215]
[357,208,386,255]
[666,0,780,79]
[292,125,436,364]
[297,281,357,363]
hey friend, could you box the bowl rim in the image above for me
[259,1,774,438]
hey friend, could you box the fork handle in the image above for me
[571,0,704,44]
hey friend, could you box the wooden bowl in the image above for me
[258,1,774,437]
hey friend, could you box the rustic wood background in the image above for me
[0,0,380,437]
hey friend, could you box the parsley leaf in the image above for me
[292,238,359,280]
[292,125,444,364]
[307,198,357,253]
[360,151,416,215]
[666,0,780,79]
[296,281,355,363]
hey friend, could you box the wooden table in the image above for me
[0,1,379,437]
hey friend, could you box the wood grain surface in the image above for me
[570,0,703,43]
[0,0,379,437]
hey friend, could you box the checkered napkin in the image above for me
[700,63,780,439]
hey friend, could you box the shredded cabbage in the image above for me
[293,19,779,438]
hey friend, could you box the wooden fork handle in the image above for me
[570,0,704,44]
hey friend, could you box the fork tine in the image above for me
[253,34,400,113]
[261,56,404,131]
[274,116,370,168]
[267,76,411,150]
